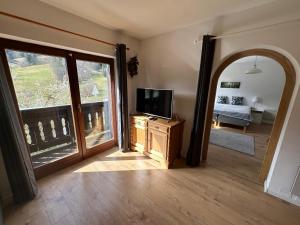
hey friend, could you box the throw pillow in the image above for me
[231,96,243,105]
[216,96,227,104]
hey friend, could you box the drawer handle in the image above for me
[155,126,159,129]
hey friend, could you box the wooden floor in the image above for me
[208,123,273,183]
[4,145,300,225]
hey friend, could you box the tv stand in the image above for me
[130,114,185,168]
[147,115,174,122]
[148,116,158,120]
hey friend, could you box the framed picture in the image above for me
[220,82,240,88]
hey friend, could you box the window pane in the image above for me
[76,60,113,149]
[5,50,79,168]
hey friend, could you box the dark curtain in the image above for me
[186,35,216,166]
[0,196,3,225]
[116,44,129,152]
[0,55,37,203]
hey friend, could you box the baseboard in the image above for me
[266,188,300,207]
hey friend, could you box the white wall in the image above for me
[0,0,143,111]
[0,0,143,205]
[1,0,300,208]
[140,28,202,155]
[216,58,285,122]
[141,0,300,206]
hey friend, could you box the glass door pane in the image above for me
[76,59,113,149]
[5,50,79,168]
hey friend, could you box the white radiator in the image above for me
[291,167,300,197]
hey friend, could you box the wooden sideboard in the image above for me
[130,115,184,168]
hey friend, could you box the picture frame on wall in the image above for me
[220,82,240,88]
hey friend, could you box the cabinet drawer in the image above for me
[149,123,169,133]
[131,119,146,127]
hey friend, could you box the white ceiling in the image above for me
[39,0,275,39]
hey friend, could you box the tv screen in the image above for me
[136,88,173,119]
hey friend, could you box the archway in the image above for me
[202,49,296,183]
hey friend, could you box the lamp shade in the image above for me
[245,65,262,74]
[252,96,259,104]
[245,56,262,74]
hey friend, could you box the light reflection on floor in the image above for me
[73,147,164,173]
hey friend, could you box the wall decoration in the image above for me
[127,56,139,77]
[220,81,240,88]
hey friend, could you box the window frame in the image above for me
[0,38,118,178]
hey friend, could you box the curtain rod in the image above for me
[212,17,300,40]
[0,11,130,50]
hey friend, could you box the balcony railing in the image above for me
[21,101,110,156]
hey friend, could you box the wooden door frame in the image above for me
[70,52,118,158]
[0,39,83,178]
[201,49,296,183]
[0,38,118,178]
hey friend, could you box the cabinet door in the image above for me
[131,122,147,152]
[148,128,168,159]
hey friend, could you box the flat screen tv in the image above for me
[136,88,173,119]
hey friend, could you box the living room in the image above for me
[1,0,300,224]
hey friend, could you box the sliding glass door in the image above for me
[4,49,80,170]
[1,39,117,178]
[72,53,117,157]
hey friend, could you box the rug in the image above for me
[209,129,255,155]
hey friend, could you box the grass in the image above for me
[80,72,109,103]
[12,64,53,89]
[10,63,109,109]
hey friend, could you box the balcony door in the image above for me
[71,53,117,157]
[0,39,117,178]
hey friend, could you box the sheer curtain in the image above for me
[0,53,37,203]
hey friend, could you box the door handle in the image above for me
[78,104,82,113]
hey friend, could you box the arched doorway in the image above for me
[202,49,296,183]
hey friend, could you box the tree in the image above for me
[50,57,67,81]
[26,53,38,65]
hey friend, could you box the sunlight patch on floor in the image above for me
[73,160,162,172]
[213,125,221,129]
[73,148,164,173]
[102,149,144,157]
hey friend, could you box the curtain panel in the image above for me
[116,44,129,151]
[186,35,216,166]
[0,54,37,203]
[0,195,3,225]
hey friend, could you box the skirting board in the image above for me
[266,188,300,207]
